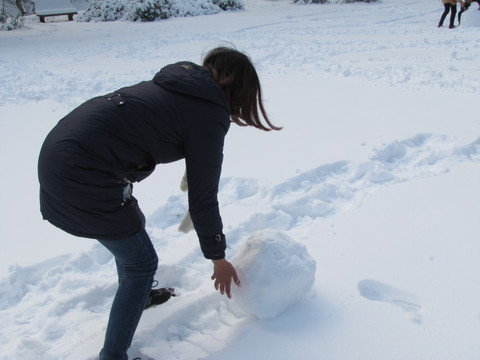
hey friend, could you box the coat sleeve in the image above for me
[184,109,230,260]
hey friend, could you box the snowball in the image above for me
[229,229,316,320]
[461,7,480,27]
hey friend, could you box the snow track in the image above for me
[1,132,479,359]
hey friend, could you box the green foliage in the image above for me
[0,1,24,30]
[80,0,126,21]
[293,0,327,4]
[131,0,172,21]
[293,0,377,3]
[212,0,244,11]
[80,0,244,22]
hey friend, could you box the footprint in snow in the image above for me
[358,279,423,323]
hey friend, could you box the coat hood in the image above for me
[153,62,231,114]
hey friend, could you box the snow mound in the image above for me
[461,7,480,27]
[229,229,316,320]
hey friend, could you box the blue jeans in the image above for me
[98,228,158,360]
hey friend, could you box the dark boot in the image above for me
[145,287,175,309]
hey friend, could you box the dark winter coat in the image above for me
[38,62,230,260]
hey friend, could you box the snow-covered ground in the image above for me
[1,0,480,359]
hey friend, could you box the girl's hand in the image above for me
[211,258,241,298]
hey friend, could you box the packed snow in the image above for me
[1,0,480,359]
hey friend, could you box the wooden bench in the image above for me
[34,0,78,23]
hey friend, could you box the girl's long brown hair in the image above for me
[202,46,282,131]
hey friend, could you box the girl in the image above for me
[38,46,281,360]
